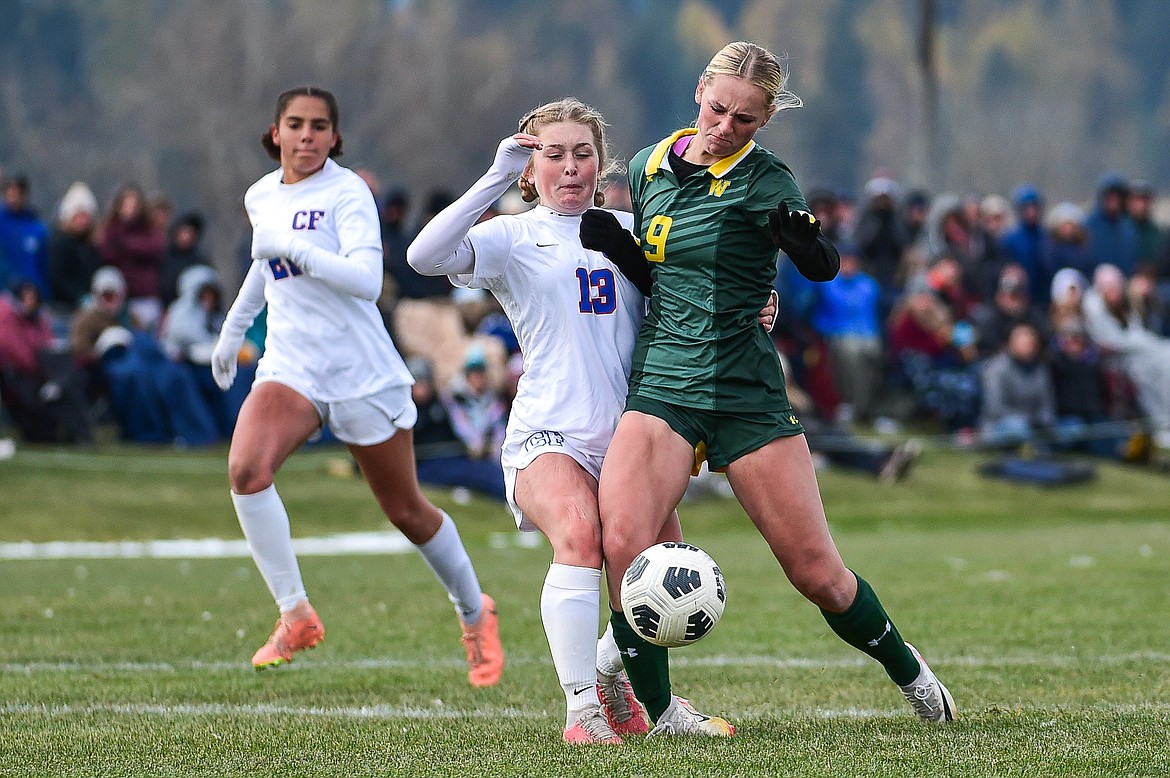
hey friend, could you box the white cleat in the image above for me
[648,695,734,737]
[900,643,957,722]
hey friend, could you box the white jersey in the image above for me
[244,158,411,401]
[452,206,644,459]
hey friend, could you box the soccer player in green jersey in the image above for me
[581,41,956,735]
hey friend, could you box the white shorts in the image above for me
[255,375,417,446]
[501,429,606,532]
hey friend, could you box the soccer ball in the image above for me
[620,542,726,648]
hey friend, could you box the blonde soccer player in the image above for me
[581,42,956,732]
[409,98,777,743]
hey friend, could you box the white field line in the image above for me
[0,531,413,560]
[0,701,543,720]
[3,651,1169,675]
[6,448,337,474]
[3,700,1168,722]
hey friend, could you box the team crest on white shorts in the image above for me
[523,430,566,451]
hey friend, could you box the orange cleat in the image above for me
[251,605,325,670]
[460,594,503,687]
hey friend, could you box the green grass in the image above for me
[1,443,1168,776]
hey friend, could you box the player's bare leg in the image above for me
[516,454,619,743]
[352,431,502,687]
[229,382,326,669]
[598,412,732,735]
[726,433,955,721]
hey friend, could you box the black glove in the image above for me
[768,200,840,282]
[767,200,821,259]
[580,209,652,297]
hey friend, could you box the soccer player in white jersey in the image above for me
[408,99,774,743]
[210,86,502,686]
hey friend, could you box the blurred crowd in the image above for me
[773,171,1170,462]
[2,164,1168,480]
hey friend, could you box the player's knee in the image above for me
[553,510,603,568]
[228,458,274,496]
[600,519,649,569]
[383,499,442,544]
[788,564,853,611]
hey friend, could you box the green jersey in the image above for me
[627,129,807,411]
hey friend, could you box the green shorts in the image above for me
[625,393,805,471]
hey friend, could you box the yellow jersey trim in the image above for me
[644,128,757,180]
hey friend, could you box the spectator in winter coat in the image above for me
[853,175,909,301]
[158,212,209,308]
[1048,267,1089,334]
[1128,180,1163,271]
[407,356,505,501]
[977,322,1055,446]
[810,241,884,423]
[0,175,50,296]
[68,266,141,364]
[971,263,1049,359]
[1041,202,1094,280]
[46,182,102,319]
[1049,318,1150,462]
[1083,172,1138,277]
[0,279,91,443]
[1082,263,1170,447]
[999,184,1051,306]
[98,184,166,331]
[160,264,224,366]
[160,264,246,441]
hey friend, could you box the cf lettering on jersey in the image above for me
[523,430,566,451]
[291,210,326,230]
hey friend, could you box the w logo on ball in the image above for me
[685,611,715,641]
[630,604,661,640]
[662,566,701,599]
[625,554,650,584]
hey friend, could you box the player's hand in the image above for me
[490,135,539,181]
[768,200,821,258]
[211,333,241,391]
[758,289,779,332]
[580,209,652,296]
[580,209,638,259]
[250,225,294,262]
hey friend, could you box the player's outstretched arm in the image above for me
[767,200,840,282]
[580,208,652,296]
[408,135,539,276]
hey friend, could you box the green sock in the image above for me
[820,572,920,686]
[610,609,673,721]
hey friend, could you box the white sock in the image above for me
[415,511,483,625]
[596,621,625,680]
[541,563,603,727]
[231,485,306,613]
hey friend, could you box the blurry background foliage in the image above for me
[2,0,1168,285]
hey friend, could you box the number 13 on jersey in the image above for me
[642,215,672,263]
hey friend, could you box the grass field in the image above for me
[2,442,1168,777]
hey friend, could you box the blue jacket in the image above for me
[811,271,882,338]
[0,207,49,294]
[1084,175,1138,275]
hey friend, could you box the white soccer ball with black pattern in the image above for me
[620,542,726,648]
